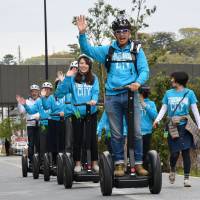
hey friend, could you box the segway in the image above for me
[63,103,101,189]
[42,113,65,182]
[56,102,73,185]
[99,86,162,196]
[21,119,39,178]
[21,151,28,177]
[32,118,49,179]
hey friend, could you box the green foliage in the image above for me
[0,118,12,139]
[149,72,170,170]
[150,71,171,109]
[67,44,81,58]
[179,27,200,39]
[0,116,26,140]
[129,0,156,39]
[72,0,118,45]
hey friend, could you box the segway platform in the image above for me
[74,169,99,182]
[114,175,149,188]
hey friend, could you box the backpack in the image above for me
[104,40,142,75]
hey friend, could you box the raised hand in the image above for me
[40,88,47,97]
[16,95,21,103]
[66,69,77,77]
[76,15,87,34]
[57,71,65,81]
[20,97,26,105]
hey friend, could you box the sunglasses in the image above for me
[114,29,130,35]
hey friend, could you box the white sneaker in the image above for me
[92,164,99,173]
[169,172,176,184]
[74,165,82,173]
[184,179,191,187]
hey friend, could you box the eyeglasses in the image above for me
[114,29,130,35]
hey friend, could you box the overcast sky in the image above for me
[0,0,200,60]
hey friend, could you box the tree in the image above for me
[68,44,81,58]
[0,118,12,139]
[148,32,175,51]
[129,0,156,39]
[179,27,200,39]
[2,54,17,65]
[73,0,118,45]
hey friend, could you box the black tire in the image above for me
[63,153,73,189]
[32,154,39,179]
[99,151,113,196]
[44,153,50,182]
[147,150,162,194]
[22,155,28,177]
[57,153,64,185]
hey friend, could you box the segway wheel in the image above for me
[32,154,39,179]
[57,153,64,185]
[99,151,113,196]
[63,153,73,189]
[147,150,162,194]
[44,153,50,182]
[22,155,28,177]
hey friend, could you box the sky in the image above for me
[0,0,200,60]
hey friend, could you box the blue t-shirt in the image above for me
[162,88,197,123]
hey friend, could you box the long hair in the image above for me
[75,56,94,85]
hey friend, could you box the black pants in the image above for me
[64,117,73,153]
[142,134,152,161]
[170,148,191,175]
[72,113,98,162]
[47,119,65,153]
[27,126,40,163]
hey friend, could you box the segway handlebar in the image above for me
[27,113,63,121]
[113,84,131,91]
[74,102,104,106]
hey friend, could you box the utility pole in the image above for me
[18,45,21,64]
[44,0,48,80]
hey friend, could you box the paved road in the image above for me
[0,156,200,200]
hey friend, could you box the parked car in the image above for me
[12,141,28,156]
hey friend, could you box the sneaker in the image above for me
[92,164,99,173]
[114,164,125,177]
[74,165,82,173]
[184,179,191,187]
[135,164,148,176]
[169,172,175,184]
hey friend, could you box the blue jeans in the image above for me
[105,92,143,165]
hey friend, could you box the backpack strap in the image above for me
[105,46,115,72]
[104,40,142,74]
[130,40,141,76]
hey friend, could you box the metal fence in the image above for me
[0,65,66,106]
[0,64,200,106]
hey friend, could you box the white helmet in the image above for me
[78,54,93,62]
[70,61,78,69]
[42,82,53,89]
[30,84,40,91]
[78,54,93,69]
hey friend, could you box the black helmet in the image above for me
[112,10,131,31]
